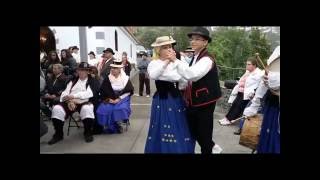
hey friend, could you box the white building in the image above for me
[48,26,140,63]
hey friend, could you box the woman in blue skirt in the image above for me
[244,46,280,153]
[96,59,134,133]
[144,36,195,153]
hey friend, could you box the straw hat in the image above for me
[151,36,176,47]
[110,59,123,68]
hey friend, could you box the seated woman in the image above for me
[41,63,67,117]
[219,57,263,126]
[96,59,134,134]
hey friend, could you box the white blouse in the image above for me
[108,72,130,99]
[147,59,188,90]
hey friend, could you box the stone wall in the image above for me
[216,86,232,113]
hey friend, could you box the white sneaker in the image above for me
[194,141,201,154]
[218,117,227,123]
[212,144,223,154]
[146,95,150,98]
[219,118,231,126]
[134,94,141,96]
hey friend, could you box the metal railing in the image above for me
[217,65,246,81]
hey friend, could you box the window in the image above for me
[115,30,118,51]
[96,47,105,54]
[96,32,105,40]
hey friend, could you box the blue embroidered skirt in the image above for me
[144,93,195,153]
[96,96,131,133]
[257,91,280,153]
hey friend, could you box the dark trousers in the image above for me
[187,102,216,154]
[139,73,150,96]
[226,92,250,121]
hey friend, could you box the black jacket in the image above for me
[45,73,68,96]
[100,57,115,79]
[61,57,77,75]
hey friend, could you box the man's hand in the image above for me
[62,95,74,102]
[67,101,77,111]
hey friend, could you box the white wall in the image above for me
[116,27,137,62]
[86,26,107,58]
[86,26,137,62]
[49,26,138,63]
[49,26,80,54]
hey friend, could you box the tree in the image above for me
[249,27,272,65]
[134,27,194,51]
[171,27,194,52]
[207,27,273,80]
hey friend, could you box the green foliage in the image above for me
[208,27,272,80]
[134,26,275,81]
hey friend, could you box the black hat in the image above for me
[88,51,96,56]
[77,62,90,70]
[103,48,115,55]
[140,52,147,56]
[187,27,212,43]
[72,46,79,50]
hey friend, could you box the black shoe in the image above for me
[234,129,242,135]
[84,134,94,143]
[48,136,63,145]
[92,129,103,135]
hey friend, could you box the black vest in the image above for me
[155,80,180,99]
[188,48,221,107]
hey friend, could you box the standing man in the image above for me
[171,27,222,154]
[99,48,115,82]
[137,52,151,97]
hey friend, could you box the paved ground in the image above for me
[40,69,252,154]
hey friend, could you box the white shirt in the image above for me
[88,58,99,67]
[60,77,93,104]
[175,53,213,82]
[72,53,81,63]
[148,59,188,90]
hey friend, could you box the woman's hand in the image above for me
[168,50,176,61]
[113,98,120,104]
[108,98,120,104]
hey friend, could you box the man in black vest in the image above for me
[170,27,222,154]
